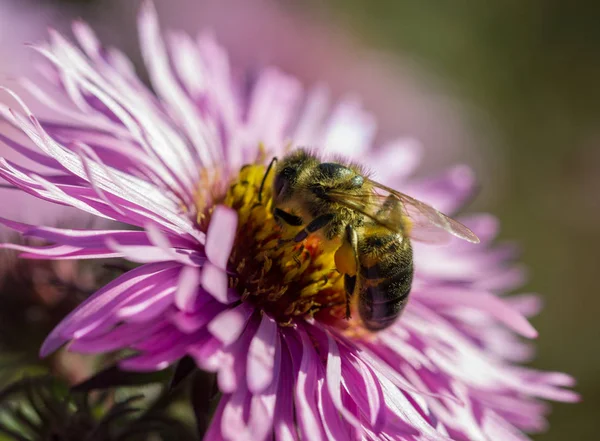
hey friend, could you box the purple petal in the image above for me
[417,288,538,338]
[317,376,351,440]
[369,137,422,186]
[245,68,302,149]
[505,294,543,318]
[174,265,201,312]
[0,216,32,233]
[0,217,194,249]
[119,336,192,372]
[247,352,280,441]
[40,262,180,356]
[68,320,168,353]
[292,85,329,147]
[247,313,279,393]
[474,265,528,293]
[322,98,375,158]
[350,354,387,432]
[220,388,252,440]
[217,315,259,393]
[273,342,301,441]
[373,369,445,440]
[205,205,237,270]
[0,242,121,260]
[169,298,226,334]
[288,328,327,441]
[105,239,179,264]
[0,132,62,170]
[187,333,224,372]
[208,303,254,345]
[324,333,363,432]
[139,0,219,169]
[116,284,176,322]
[200,262,229,303]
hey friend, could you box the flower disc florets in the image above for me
[220,164,346,326]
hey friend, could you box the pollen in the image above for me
[220,164,348,326]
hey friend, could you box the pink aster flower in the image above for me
[0,3,577,440]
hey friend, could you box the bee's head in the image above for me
[271,149,364,205]
[272,149,315,203]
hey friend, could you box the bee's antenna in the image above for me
[258,157,277,203]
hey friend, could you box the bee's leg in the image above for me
[344,275,356,319]
[293,213,336,242]
[273,208,303,227]
[334,225,359,319]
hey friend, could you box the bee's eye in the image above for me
[282,167,295,178]
[312,185,327,197]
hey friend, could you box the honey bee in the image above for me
[259,149,479,331]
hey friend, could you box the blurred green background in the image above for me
[4,0,599,440]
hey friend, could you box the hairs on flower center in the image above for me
[217,164,347,326]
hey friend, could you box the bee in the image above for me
[259,149,479,331]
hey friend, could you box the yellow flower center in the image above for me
[221,164,348,326]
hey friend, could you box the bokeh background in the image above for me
[1,0,598,440]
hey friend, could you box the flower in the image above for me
[0,2,577,440]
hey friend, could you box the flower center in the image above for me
[220,164,347,326]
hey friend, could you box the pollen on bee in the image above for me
[215,163,348,326]
[334,239,357,276]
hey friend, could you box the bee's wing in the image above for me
[370,180,480,243]
[327,179,480,244]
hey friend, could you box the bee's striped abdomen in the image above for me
[357,229,414,331]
